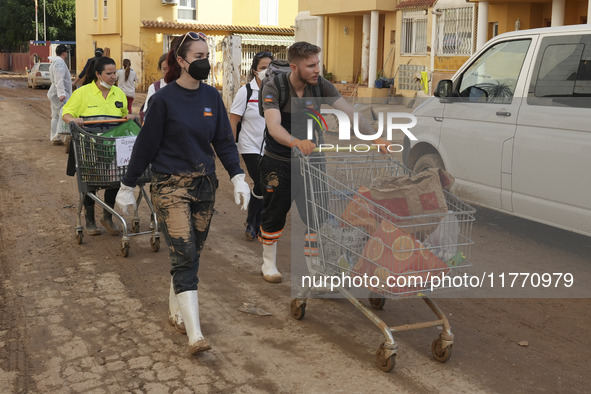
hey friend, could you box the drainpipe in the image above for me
[430,9,440,94]
[119,0,123,67]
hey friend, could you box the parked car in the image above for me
[27,62,51,88]
[404,25,591,237]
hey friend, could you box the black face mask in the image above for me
[186,58,210,80]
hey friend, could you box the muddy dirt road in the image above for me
[0,75,590,393]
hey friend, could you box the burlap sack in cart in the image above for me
[369,168,455,238]
[340,186,379,234]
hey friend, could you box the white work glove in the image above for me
[115,182,137,215]
[231,174,250,211]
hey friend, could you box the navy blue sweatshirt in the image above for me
[122,81,243,187]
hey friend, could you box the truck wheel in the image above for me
[413,153,445,173]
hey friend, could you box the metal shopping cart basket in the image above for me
[290,150,475,372]
[70,117,160,257]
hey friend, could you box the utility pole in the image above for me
[43,0,46,42]
[35,0,38,41]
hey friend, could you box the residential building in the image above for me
[301,0,590,97]
[74,0,297,91]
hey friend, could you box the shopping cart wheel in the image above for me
[75,230,83,245]
[290,299,306,320]
[121,241,130,258]
[150,236,160,252]
[376,343,396,372]
[431,336,452,363]
[368,293,386,310]
[131,220,140,234]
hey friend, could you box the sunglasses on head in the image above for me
[176,31,207,57]
[255,51,273,59]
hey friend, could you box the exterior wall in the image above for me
[140,30,170,91]
[233,0,298,26]
[0,53,25,73]
[486,1,587,37]
[529,3,546,29]
[199,0,233,24]
[434,56,469,73]
[325,15,360,82]
[310,0,397,15]
[393,9,434,97]
[566,0,587,24]
[75,0,92,76]
[506,3,534,31]
[233,0,260,25]
[382,12,397,79]
[301,0,589,98]
[75,0,129,76]
[488,4,510,38]
[279,0,300,27]
[138,2,177,21]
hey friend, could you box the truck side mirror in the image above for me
[434,80,453,98]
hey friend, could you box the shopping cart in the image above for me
[290,151,475,372]
[70,117,160,257]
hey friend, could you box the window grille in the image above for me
[435,7,474,56]
[240,45,288,83]
[401,10,428,55]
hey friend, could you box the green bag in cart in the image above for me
[96,120,141,166]
[100,119,141,138]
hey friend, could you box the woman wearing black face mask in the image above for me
[116,32,250,355]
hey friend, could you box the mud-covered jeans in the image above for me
[259,154,328,245]
[151,172,217,293]
[258,155,308,245]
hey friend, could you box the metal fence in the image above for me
[435,7,475,56]
[164,34,225,88]
[163,34,289,87]
[240,44,288,84]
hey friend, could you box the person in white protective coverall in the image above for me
[47,44,72,145]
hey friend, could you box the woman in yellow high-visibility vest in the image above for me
[63,56,135,236]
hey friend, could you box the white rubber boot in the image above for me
[168,278,186,334]
[261,242,282,283]
[176,290,211,354]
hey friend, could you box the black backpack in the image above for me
[258,59,324,117]
[235,83,252,142]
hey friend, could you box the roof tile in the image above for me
[396,0,437,10]
[141,20,294,35]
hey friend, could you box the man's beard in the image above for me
[295,69,318,86]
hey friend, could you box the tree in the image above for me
[0,0,75,52]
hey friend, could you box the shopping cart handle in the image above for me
[82,118,128,125]
[311,145,381,153]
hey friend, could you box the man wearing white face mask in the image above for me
[229,51,274,241]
